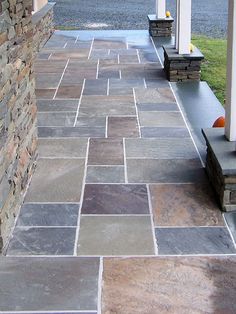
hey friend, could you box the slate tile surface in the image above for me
[7,227,76,255]
[35,89,56,99]
[86,166,125,183]
[139,111,185,127]
[77,216,154,255]
[0,257,99,311]
[37,112,76,127]
[37,99,79,112]
[137,103,178,111]
[38,126,105,138]
[108,117,139,138]
[150,184,224,226]
[55,85,83,99]
[140,127,190,138]
[224,211,236,244]
[155,227,236,255]
[81,184,149,214]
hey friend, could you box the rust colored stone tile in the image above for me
[35,89,56,99]
[150,183,224,227]
[55,85,83,99]
[102,256,236,314]
[88,138,124,165]
[107,117,139,138]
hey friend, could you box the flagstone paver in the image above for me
[3,30,236,312]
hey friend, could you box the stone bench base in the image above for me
[202,128,236,211]
[148,15,174,37]
[163,45,204,82]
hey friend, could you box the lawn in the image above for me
[192,35,227,105]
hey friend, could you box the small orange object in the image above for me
[212,116,225,127]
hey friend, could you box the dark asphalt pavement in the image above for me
[50,0,228,38]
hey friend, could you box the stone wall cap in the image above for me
[32,2,56,25]
[163,45,204,61]
[148,14,174,22]
[202,128,236,176]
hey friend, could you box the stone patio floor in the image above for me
[1,30,236,313]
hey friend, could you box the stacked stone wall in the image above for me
[0,0,38,252]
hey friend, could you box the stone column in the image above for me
[225,0,236,141]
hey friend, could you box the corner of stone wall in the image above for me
[0,0,38,252]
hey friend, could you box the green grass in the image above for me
[192,35,227,105]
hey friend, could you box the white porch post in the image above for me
[175,0,180,49]
[156,0,166,19]
[177,0,191,54]
[225,0,236,141]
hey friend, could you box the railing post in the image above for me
[156,0,166,19]
[175,0,180,49]
[177,0,191,54]
[225,0,236,141]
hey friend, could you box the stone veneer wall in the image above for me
[32,2,55,55]
[0,0,38,252]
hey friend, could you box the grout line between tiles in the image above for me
[73,137,90,256]
[132,87,141,138]
[223,214,236,248]
[96,59,100,79]
[107,78,109,95]
[123,138,128,183]
[75,34,80,43]
[117,54,120,64]
[97,256,103,314]
[119,70,122,79]
[136,49,141,63]
[73,78,86,127]
[81,214,151,217]
[105,116,108,138]
[147,184,158,255]
[155,226,230,229]
[15,226,77,229]
[143,77,147,88]
[52,59,70,99]
[48,53,52,60]
[88,38,95,59]
[63,42,67,48]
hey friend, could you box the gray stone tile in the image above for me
[81,184,149,214]
[0,257,99,311]
[77,216,154,255]
[135,87,175,104]
[38,138,88,158]
[17,203,79,226]
[86,166,125,183]
[127,159,207,183]
[25,159,85,202]
[36,89,56,99]
[83,79,108,95]
[35,73,62,89]
[37,112,76,127]
[75,116,106,127]
[139,111,185,127]
[125,138,198,159]
[38,127,105,138]
[155,227,236,255]
[7,227,76,255]
[55,85,83,99]
[109,78,144,95]
[224,211,236,244]
[108,117,139,138]
[37,99,79,112]
[137,103,178,111]
[145,78,170,88]
[141,127,190,138]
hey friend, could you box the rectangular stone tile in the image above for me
[86,166,125,183]
[139,111,185,127]
[55,85,83,99]
[37,52,51,60]
[102,256,236,314]
[93,38,127,49]
[7,227,76,255]
[25,159,85,202]
[50,50,90,60]
[108,117,139,138]
[35,73,62,89]
[77,216,154,256]
[38,138,88,158]
[81,184,149,214]
[0,257,99,311]
[35,60,68,73]
[155,227,236,255]
[224,211,236,244]
[37,112,76,127]
[37,99,79,112]
[127,159,207,183]
[135,87,175,104]
[125,138,198,159]
[145,78,170,88]
[83,79,108,95]
[98,69,120,79]
[75,116,106,127]
[17,203,79,226]
[139,51,159,63]
[137,103,178,111]
[63,70,97,80]
[89,49,109,59]
[109,78,144,95]
[119,54,139,64]
[150,184,224,227]
[88,138,124,165]
[141,127,190,138]
[36,89,56,99]
[38,127,105,138]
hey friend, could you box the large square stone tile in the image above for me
[86,166,125,183]
[139,111,185,127]
[150,184,223,226]
[127,159,206,183]
[25,159,85,202]
[0,257,99,311]
[77,216,154,256]
[38,138,88,158]
[108,117,139,138]
[155,227,236,255]
[135,87,176,103]
[7,227,76,255]
[102,256,236,313]
[81,184,149,214]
